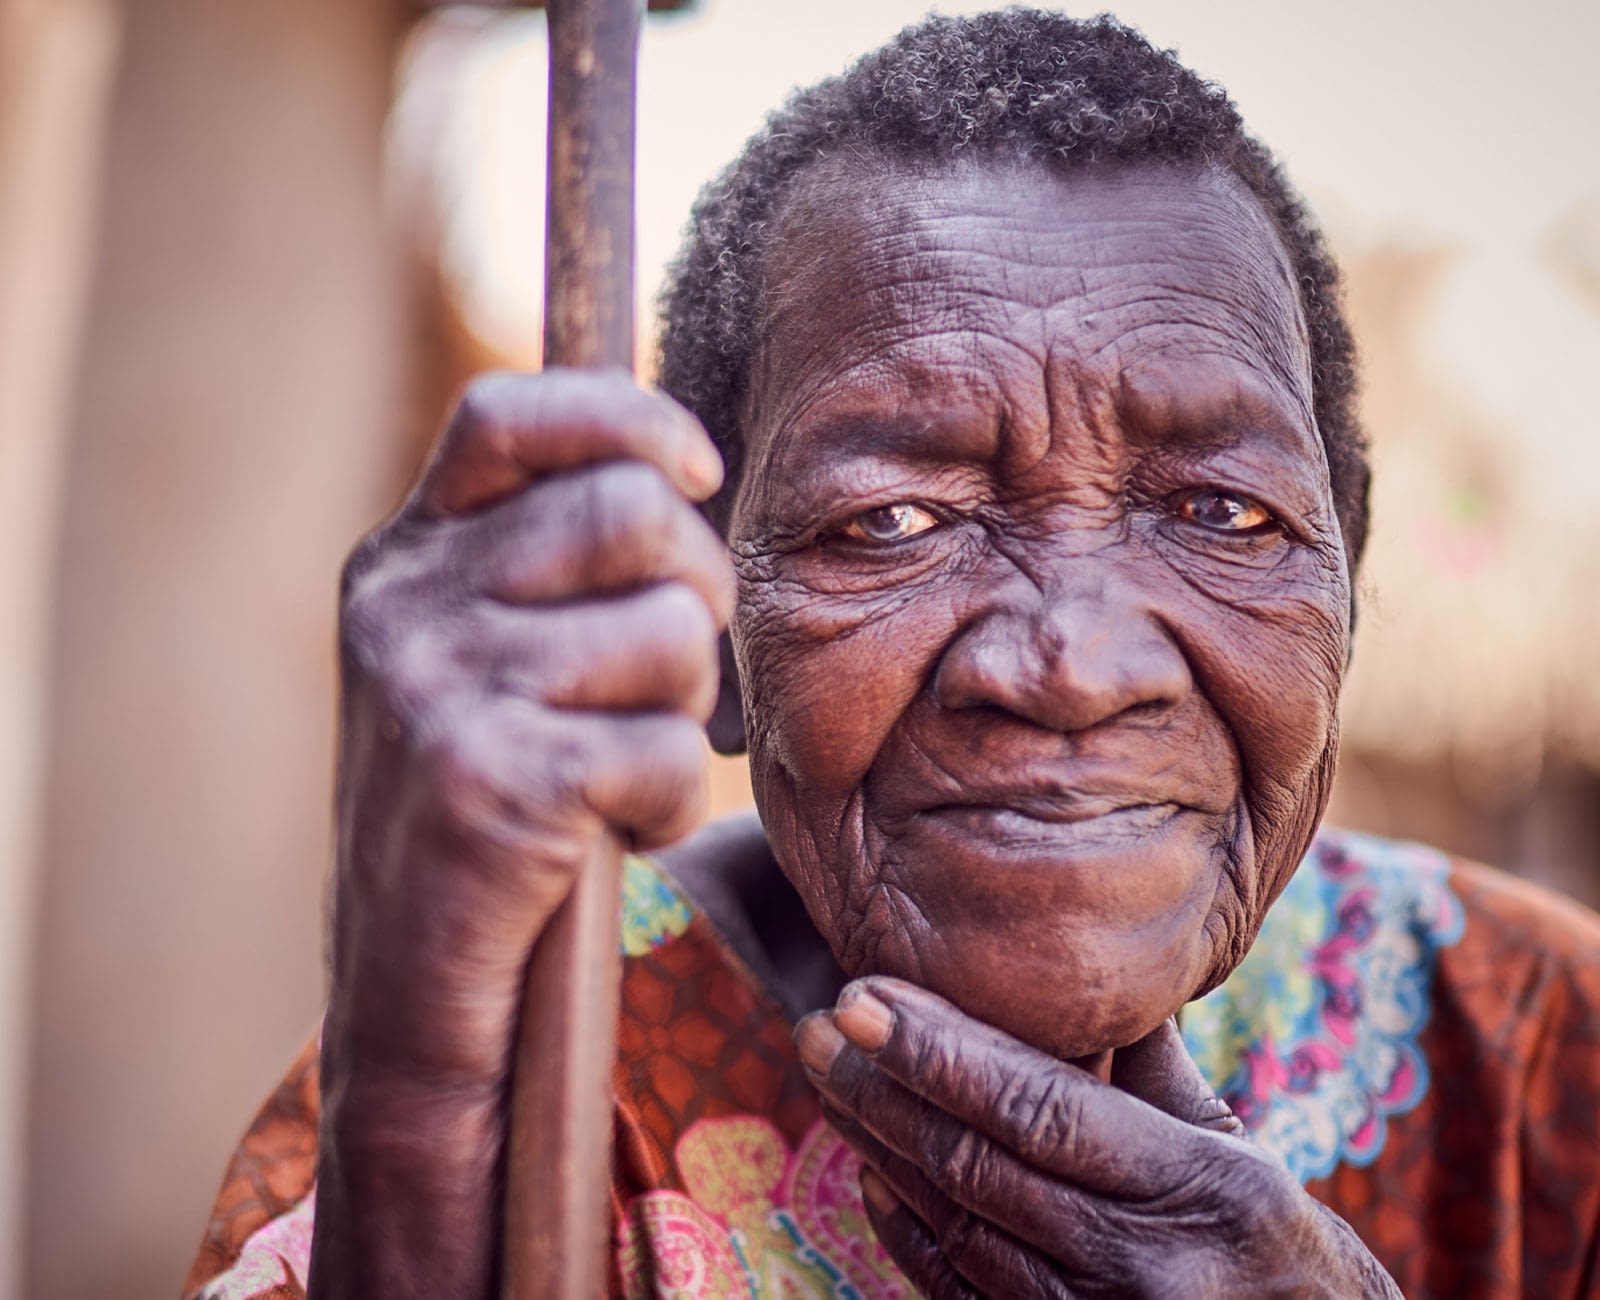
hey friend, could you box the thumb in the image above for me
[1110,1018,1245,1137]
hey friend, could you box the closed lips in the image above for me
[920,795,1179,823]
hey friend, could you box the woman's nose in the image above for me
[932,577,1191,733]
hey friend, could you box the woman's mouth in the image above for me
[915,800,1184,853]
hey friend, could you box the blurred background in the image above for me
[3,0,1597,1294]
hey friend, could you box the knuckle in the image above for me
[428,709,580,827]
[337,581,385,672]
[338,529,446,683]
[651,581,718,656]
[372,619,456,724]
[338,527,388,602]
[339,574,409,688]
[1038,1084,1089,1168]
[425,724,502,835]
[905,1028,958,1097]
[934,1209,984,1271]
[658,714,711,770]
[586,460,678,548]
[933,1127,988,1197]
[637,718,710,799]
[1010,1076,1072,1164]
[537,719,596,810]
[422,712,601,878]
[453,371,520,445]
[636,720,711,839]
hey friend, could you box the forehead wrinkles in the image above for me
[748,187,998,427]
[744,155,1315,476]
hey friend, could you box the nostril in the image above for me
[1107,697,1177,728]
[933,585,1192,735]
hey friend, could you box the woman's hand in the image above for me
[309,370,732,1298]
[797,979,1401,1299]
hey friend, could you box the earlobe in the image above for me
[706,630,747,755]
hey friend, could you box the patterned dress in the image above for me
[183,827,1600,1298]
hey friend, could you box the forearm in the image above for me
[307,1054,504,1299]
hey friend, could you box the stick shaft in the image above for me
[503,843,625,1299]
[503,2,641,1296]
[542,0,640,371]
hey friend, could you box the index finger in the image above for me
[830,977,1200,1195]
[410,368,724,518]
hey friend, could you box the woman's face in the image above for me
[726,157,1351,1060]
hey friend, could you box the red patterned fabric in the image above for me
[1307,862,1600,1297]
[184,842,1600,1299]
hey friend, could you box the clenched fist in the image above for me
[309,370,733,1299]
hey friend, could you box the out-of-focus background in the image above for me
[3,0,1597,1294]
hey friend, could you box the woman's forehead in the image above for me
[746,156,1317,469]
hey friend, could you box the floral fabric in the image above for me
[615,1116,911,1297]
[1182,828,1466,1181]
[186,832,1600,1300]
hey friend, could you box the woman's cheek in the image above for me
[733,558,966,791]
[1209,591,1347,903]
[735,561,975,959]
[1147,526,1349,898]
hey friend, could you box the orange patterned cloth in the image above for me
[185,833,1600,1299]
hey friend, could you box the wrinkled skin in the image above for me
[731,158,1350,1061]
[308,157,1394,1297]
[309,372,733,1297]
[718,157,1378,1295]
[795,979,1397,1298]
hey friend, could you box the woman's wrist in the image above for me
[308,1055,504,1298]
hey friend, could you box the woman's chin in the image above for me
[856,921,1213,1063]
[836,822,1236,1059]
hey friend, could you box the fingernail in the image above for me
[795,1013,846,1077]
[835,987,893,1053]
[860,1167,901,1217]
[681,436,724,498]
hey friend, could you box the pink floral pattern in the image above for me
[194,1190,315,1300]
[1183,827,1465,1181]
[616,1116,911,1298]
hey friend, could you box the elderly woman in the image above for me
[187,11,1600,1299]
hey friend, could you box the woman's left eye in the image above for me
[1171,489,1277,534]
[839,502,940,544]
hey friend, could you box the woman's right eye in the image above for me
[838,503,939,545]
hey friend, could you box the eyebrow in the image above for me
[1112,360,1318,456]
[770,405,1002,480]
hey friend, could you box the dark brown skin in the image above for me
[307,158,1397,1296]
[795,981,1396,1298]
[310,372,733,1296]
[732,157,1349,1061]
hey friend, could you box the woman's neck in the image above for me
[657,811,1118,1083]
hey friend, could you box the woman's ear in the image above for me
[706,630,747,755]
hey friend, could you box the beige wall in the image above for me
[24,1,409,1295]
[0,4,121,1298]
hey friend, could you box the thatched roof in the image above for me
[1335,239,1600,780]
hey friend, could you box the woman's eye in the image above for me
[839,503,939,544]
[1172,489,1276,534]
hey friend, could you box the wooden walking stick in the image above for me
[499,0,690,1294]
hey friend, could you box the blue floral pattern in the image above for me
[619,854,694,957]
[1183,826,1465,1183]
